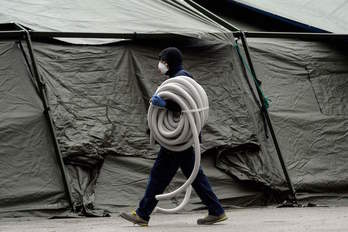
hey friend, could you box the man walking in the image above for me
[120,47,227,226]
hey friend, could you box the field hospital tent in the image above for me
[0,0,348,217]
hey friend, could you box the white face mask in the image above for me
[158,62,168,75]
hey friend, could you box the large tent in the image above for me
[0,0,347,217]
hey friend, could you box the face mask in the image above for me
[158,62,168,75]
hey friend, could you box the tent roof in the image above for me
[0,0,230,44]
[228,0,348,33]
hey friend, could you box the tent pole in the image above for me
[5,30,346,42]
[235,31,348,40]
[0,31,23,40]
[183,0,240,31]
[183,1,298,204]
[233,40,269,138]
[15,23,75,211]
[239,32,298,204]
[29,31,190,41]
[17,40,34,77]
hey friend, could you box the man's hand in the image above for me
[151,95,166,107]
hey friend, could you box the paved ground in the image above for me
[0,207,347,232]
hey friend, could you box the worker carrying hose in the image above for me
[120,47,227,226]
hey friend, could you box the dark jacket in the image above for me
[159,47,193,112]
[158,47,202,142]
[165,67,193,112]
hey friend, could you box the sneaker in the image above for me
[197,213,228,225]
[120,210,149,227]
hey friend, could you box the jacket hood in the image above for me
[159,47,183,74]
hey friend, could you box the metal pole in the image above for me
[15,24,75,210]
[239,32,298,203]
[0,31,23,40]
[233,40,269,138]
[29,31,348,41]
[182,1,297,203]
[30,31,190,40]
[2,22,348,41]
[235,31,348,40]
[18,40,34,79]
[1,29,346,42]
[17,40,42,99]
[183,0,240,31]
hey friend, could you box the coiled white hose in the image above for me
[147,75,209,213]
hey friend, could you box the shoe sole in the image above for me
[120,213,148,227]
[198,215,228,225]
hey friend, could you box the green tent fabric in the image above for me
[246,38,348,194]
[0,41,69,216]
[0,0,231,44]
[32,39,272,214]
[227,0,348,33]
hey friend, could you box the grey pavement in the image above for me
[0,207,347,232]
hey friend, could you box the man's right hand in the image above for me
[151,95,166,107]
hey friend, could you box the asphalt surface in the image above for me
[0,207,347,232]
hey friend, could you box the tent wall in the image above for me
[244,38,348,203]
[0,41,69,216]
[34,40,260,158]
[31,38,278,212]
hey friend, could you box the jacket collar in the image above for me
[167,64,184,78]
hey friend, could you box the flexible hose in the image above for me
[147,75,209,213]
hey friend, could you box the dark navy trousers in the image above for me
[136,146,224,221]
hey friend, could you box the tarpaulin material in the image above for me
[227,0,348,33]
[31,39,271,213]
[0,41,69,215]
[245,38,348,199]
[0,0,231,44]
[34,40,256,159]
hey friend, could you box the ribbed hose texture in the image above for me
[147,76,209,213]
